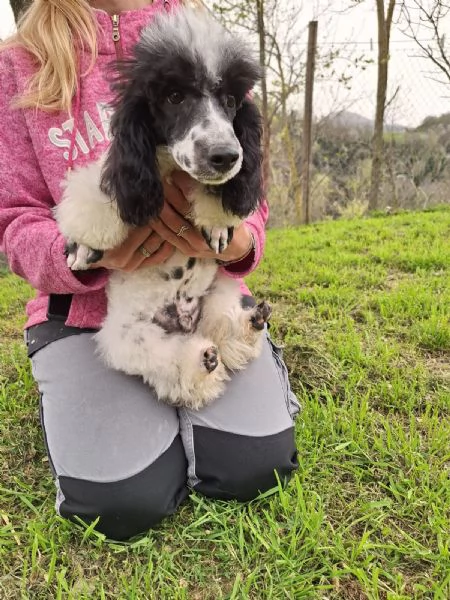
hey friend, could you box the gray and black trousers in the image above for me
[27,297,299,541]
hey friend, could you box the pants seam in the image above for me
[55,478,66,515]
[38,393,58,478]
[267,337,300,421]
[179,408,200,488]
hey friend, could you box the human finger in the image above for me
[163,176,192,217]
[157,203,210,252]
[151,218,196,255]
[96,225,153,269]
[135,231,165,260]
[165,172,196,215]
[98,230,161,271]
[140,241,176,267]
[170,171,196,198]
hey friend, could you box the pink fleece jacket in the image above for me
[0,0,268,330]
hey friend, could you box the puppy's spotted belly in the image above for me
[152,294,204,334]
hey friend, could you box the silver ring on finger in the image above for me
[139,244,152,258]
[176,224,190,237]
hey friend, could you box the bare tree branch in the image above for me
[400,0,450,84]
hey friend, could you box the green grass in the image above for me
[1,208,449,599]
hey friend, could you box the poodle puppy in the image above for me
[55,7,271,409]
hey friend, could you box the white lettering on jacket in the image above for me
[48,103,113,162]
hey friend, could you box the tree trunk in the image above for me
[10,0,30,22]
[369,0,396,211]
[300,20,318,224]
[256,0,270,187]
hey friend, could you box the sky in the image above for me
[0,0,14,40]
[303,0,450,127]
[1,0,449,127]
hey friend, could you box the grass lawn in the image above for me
[0,208,449,599]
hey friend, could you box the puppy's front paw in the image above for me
[64,241,104,271]
[250,301,272,331]
[201,226,234,254]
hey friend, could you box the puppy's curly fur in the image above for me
[55,7,271,409]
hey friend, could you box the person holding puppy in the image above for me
[0,0,299,540]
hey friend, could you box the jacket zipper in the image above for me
[111,14,123,59]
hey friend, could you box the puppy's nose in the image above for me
[208,146,240,172]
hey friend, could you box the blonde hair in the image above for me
[2,0,97,112]
[2,0,200,113]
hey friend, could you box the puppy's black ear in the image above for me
[100,90,163,226]
[222,99,264,218]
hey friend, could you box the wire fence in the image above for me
[265,35,450,227]
[311,41,450,130]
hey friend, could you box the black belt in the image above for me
[47,293,73,320]
[25,294,97,357]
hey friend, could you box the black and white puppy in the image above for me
[55,7,271,409]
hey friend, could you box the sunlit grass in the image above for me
[1,208,449,599]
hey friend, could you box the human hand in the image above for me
[89,171,253,271]
[152,171,254,262]
[89,225,175,272]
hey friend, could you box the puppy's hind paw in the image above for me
[250,301,272,331]
[203,345,219,373]
[201,226,234,254]
[64,240,104,270]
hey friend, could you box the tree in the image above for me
[368,0,396,211]
[256,0,270,184]
[10,0,30,22]
[400,1,450,86]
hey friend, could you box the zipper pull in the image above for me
[112,14,120,43]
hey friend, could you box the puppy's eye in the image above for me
[226,95,236,109]
[167,91,185,105]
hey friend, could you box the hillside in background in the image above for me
[268,109,450,226]
[323,110,450,135]
[416,112,450,133]
[328,110,406,133]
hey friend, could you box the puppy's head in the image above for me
[140,8,261,184]
[101,7,262,226]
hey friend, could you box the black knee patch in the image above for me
[192,426,298,502]
[57,436,188,540]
